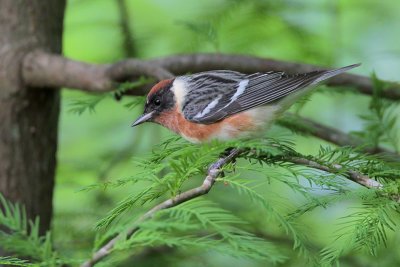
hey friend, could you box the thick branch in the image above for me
[22,51,173,92]
[80,148,242,267]
[23,51,400,100]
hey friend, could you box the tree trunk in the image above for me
[0,0,65,234]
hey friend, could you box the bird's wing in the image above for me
[181,65,359,124]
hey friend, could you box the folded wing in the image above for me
[182,64,360,124]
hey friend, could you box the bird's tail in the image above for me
[310,63,361,85]
[277,63,361,110]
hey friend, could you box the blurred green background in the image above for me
[54,0,400,266]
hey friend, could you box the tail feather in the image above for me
[278,63,361,109]
[310,63,361,85]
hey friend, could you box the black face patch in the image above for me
[144,82,175,119]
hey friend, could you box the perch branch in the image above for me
[80,148,242,267]
[22,51,400,100]
[81,147,386,266]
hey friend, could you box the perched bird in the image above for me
[132,64,360,143]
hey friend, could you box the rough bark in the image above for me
[0,0,65,234]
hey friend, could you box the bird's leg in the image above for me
[220,147,237,185]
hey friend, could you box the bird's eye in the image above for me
[154,98,161,106]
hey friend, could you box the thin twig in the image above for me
[116,0,135,57]
[278,113,400,161]
[283,156,383,189]
[80,148,242,267]
[244,149,383,189]
[282,155,400,202]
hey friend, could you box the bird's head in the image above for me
[131,79,175,127]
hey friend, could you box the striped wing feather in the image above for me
[181,64,359,124]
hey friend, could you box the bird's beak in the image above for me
[131,111,154,127]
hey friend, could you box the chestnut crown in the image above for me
[131,79,175,126]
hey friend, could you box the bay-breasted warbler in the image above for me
[132,64,360,143]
